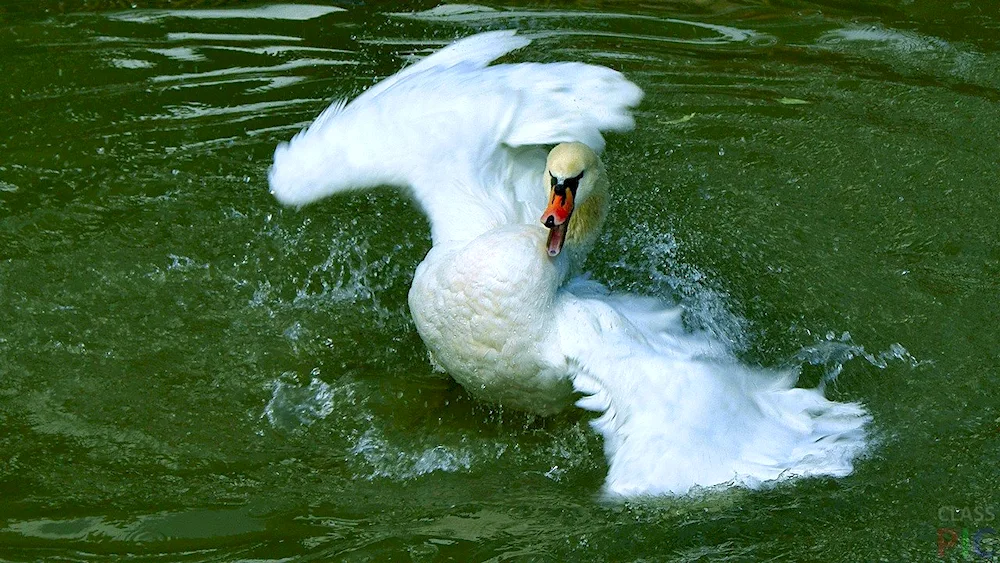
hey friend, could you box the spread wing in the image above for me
[556,278,871,496]
[268,30,642,244]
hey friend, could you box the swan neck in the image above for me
[565,165,609,269]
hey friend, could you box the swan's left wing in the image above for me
[555,279,871,497]
[269,31,642,244]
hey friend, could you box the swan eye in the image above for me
[551,171,585,195]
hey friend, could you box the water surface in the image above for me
[1,1,998,560]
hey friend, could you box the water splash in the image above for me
[793,331,924,385]
[242,215,405,324]
[262,370,500,480]
[609,232,750,353]
[263,371,338,431]
[349,428,479,480]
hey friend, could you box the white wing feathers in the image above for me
[268,30,642,244]
[360,30,531,100]
[557,280,871,497]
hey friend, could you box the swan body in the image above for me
[410,226,572,414]
[269,30,871,496]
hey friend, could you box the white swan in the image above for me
[269,30,871,496]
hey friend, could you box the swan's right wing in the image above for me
[269,30,642,244]
[556,279,871,497]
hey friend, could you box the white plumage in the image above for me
[270,30,638,244]
[269,30,870,496]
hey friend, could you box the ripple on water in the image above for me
[388,4,776,47]
[816,24,952,53]
[106,4,346,24]
[3,506,267,544]
[89,3,358,156]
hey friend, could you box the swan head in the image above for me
[540,142,608,258]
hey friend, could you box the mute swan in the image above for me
[269,30,870,496]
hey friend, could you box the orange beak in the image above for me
[541,186,575,257]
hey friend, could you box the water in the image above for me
[1,1,998,560]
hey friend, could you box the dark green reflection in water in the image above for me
[0,1,997,561]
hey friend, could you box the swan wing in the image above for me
[556,278,871,496]
[269,30,642,244]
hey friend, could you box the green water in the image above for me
[1,1,998,560]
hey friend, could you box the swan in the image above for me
[268,30,871,496]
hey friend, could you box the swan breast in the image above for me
[408,225,573,413]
